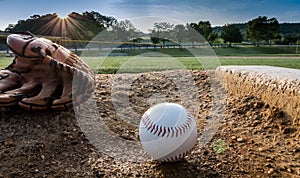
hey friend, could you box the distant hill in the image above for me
[279,23,300,35]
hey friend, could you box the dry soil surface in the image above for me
[0,70,299,177]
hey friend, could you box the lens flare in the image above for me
[38,12,88,39]
[56,12,69,19]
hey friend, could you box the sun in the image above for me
[56,12,70,19]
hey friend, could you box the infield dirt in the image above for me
[0,70,299,177]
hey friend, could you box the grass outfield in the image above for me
[1,55,300,74]
[107,46,300,57]
[83,56,300,73]
[1,46,300,74]
[220,56,300,68]
[213,46,300,56]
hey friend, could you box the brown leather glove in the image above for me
[0,32,94,110]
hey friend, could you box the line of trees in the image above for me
[1,11,300,47]
[146,16,288,46]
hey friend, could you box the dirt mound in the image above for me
[0,70,299,177]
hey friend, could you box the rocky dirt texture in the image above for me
[0,70,299,177]
[217,65,300,120]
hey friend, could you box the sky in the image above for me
[0,0,300,32]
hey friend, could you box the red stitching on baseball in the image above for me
[160,148,193,162]
[147,121,153,131]
[174,127,179,137]
[144,120,150,128]
[167,127,171,138]
[141,111,194,138]
[183,123,189,131]
[142,115,149,123]
[150,123,156,133]
[178,127,182,136]
[153,124,159,135]
[171,127,175,137]
[157,126,163,136]
[161,127,166,137]
[179,125,184,135]
[145,120,150,128]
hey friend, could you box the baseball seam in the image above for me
[160,149,193,162]
[141,113,193,138]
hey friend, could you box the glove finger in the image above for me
[6,82,42,97]
[51,67,94,111]
[0,93,19,107]
[19,82,61,111]
[51,77,72,111]
[0,70,22,92]
[51,97,72,111]
[0,82,41,107]
[0,70,24,107]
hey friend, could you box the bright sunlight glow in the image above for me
[56,12,70,19]
[38,12,88,39]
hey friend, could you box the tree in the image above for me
[189,21,212,40]
[150,22,174,46]
[185,23,204,44]
[221,24,243,46]
[208,32,218,43]
[173,24,186,43]
[282,34,300,45]
[150,37,160,48]
[83,11,116,28]
[30,15,41,19]
[110,19,139,41]
[154,22,174,45]
[246,16,279,45]
[153,22,174,33]
[5,24,15,32]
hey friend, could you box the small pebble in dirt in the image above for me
[237,138,244,142]
[4,139,14,147]
[267,168,274,174]
[205,115,212,119]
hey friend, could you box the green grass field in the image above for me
[213,46,300,56]
[82,56,300,74]
[106,46,300,57]
[1,46,300,74]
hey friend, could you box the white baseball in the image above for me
[139,103,197,162]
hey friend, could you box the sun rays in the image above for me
[38,13,89,39]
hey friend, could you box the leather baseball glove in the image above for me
[0,32,94,110]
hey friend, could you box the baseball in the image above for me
[139,103,197,162]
